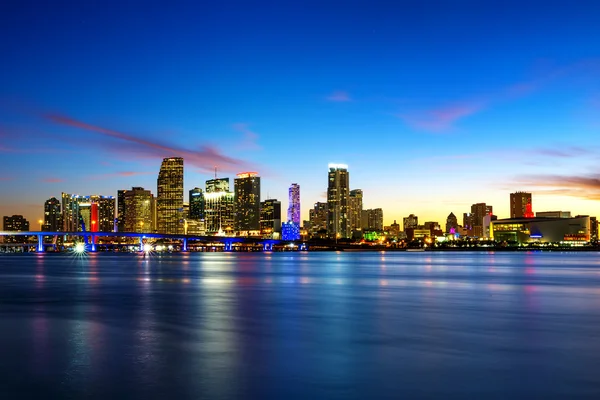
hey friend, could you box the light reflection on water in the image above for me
[1,251,600,398]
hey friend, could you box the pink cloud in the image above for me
[232,123,261,151]
[326,91,351,102]
[398,102,485,133]
[44,113,257,173]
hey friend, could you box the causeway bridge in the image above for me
[0,231,307,253]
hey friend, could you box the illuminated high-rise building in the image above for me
[123,187,153,233]
[157,157,184,234]
[327,164,350,239]
[234,172,261,231]
[309,202,328,237]
[260,199,282,237]
[205,178,234,234]
[90,195,115,232]
[3,215,29,243]
[349,189,363,233]
[61,192,78,232]
[43,197,61,231]
[510,191,533,218]
[287,183,301,225]
[446,212,458,233]
[117,189,128,232]
[61,193,114,232]
[363,208,384,231]
[189,187,205,220]
[471,203,493,238]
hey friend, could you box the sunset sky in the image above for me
[1,1,600,226]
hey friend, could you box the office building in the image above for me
[60,194,114,232]
[403,214,419,241]
[510,192,533,218]
[309,202,328,237]
[282,221,301,241]
[471,203,493,238]
[91,195,115,232]
[363,208,384,231]
[287,183,301,225]
[349,189,363,233]
[117,189,128,232]
[591,217,598,242]
[327,164,350,239]
[260,199,282,237]
[205,178,234,234]
[189,187,205,221]
[446,212,458,233]
[234,172,261,231]
[122,187,153,233]
[3,215,29,243]
[156,157,184,235]
[43,197,61,231]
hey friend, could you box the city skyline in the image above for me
[1,2,600,225]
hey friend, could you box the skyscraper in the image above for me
[123,187,153,233]
[309,202,328,237]
[349,189,363,233]
[43,197,61,231]
[363,208,384,231]
[117,189,128,232]
[510,191,533,218]
[3,215,29,243]
[157,157,184,234]
[471,203,493,238]
[90,195,115,232]
[446,212,458,233]
[234,172,261,231]
[189,187,205,220]
[260,199,282,237]
[205,178,234,234]
[327,164,350,239]
[287,183,300,225]
[403,214,418,231]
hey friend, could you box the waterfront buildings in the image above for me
[156,157,184,235]
[234,172,261,232]
[282,221,301,241]
[117,189,128,232]
[403,214,418,240]
[309,202,328,237]
[43,197,61,231]
[122,187,153,233]
[260,199,282,237]
[287,184,300,225]
[363,208,384,231]
[349,189,363,233]
[510,192,533,218]
[204,178,234,234]
[445,212,458,233]
[327,164,350,239]
[60,193,115,232]
[491,216,590,244]
[189,188,205,221]
[471,203,493,238]
[3,215,29,231]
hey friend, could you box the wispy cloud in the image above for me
[514,173,600,201]
[44,113,256,173]
[529,146,592,158]
[398,102,485,133]
[232,123,261,151]
[326,91,351,102]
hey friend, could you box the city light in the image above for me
[74,243,86,254]
[143,243,153,253]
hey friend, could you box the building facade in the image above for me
[189,187,205,221]
[205,178,234,234]
[156,157,184,235]
[123,187,153,233]
[491,216,590,244]
[349,189,363,233]
[287,183,301,225]
[445,212,458,233]
[510,192,533,218]
[43,197,61,231]
[234,172,261,231]
[327,164,350,239]
[309,202,328,237]
[363,208,384,231]
[471,203,493,238]
[260,199,282,237]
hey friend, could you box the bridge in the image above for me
[0,231,308,253]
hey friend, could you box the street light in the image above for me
[38,219,43,231]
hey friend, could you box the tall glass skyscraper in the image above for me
[234,172,261,231]
[287,183,300,225]
[43,197,61,231]
[327,164,350,239]
[204,178,234,234]
[157,157,184,234]
[189,187,205,220]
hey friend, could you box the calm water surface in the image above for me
[1,251,600,399]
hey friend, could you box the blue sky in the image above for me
[1,0,600,226]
